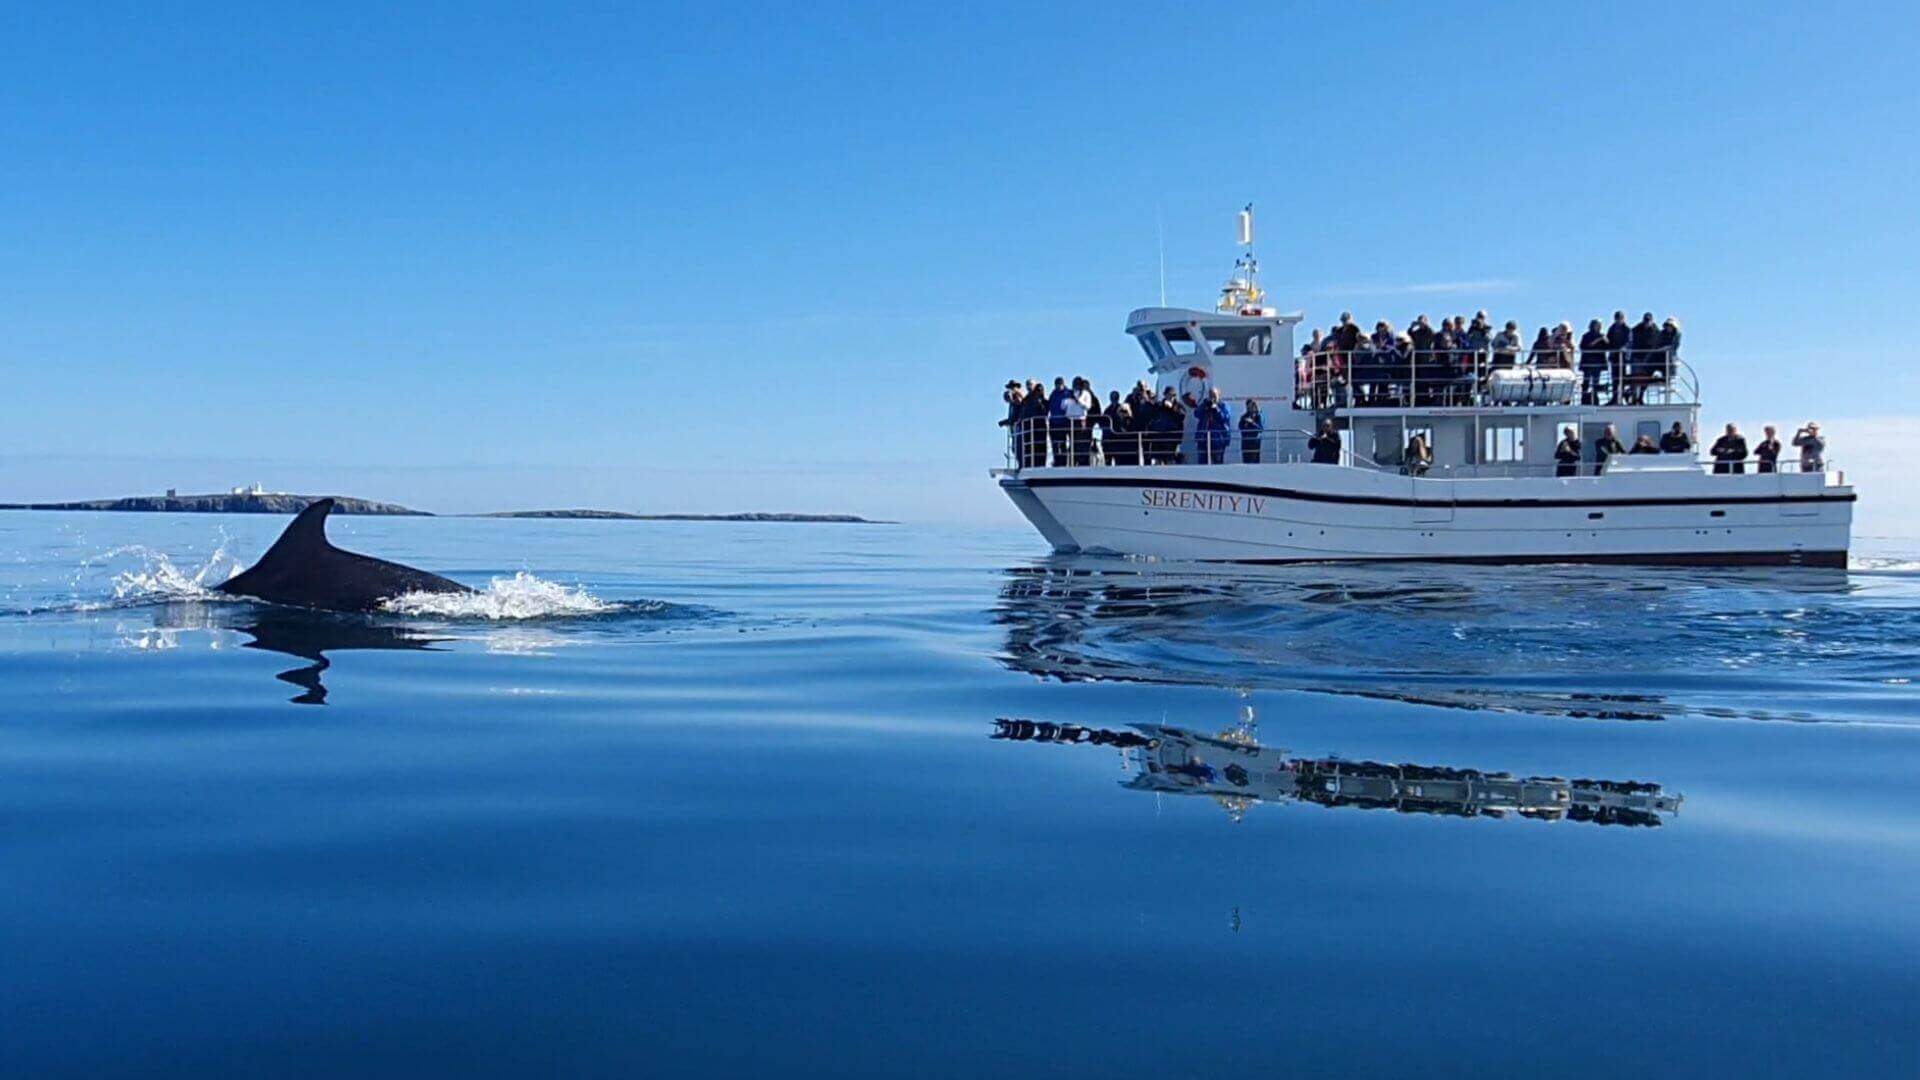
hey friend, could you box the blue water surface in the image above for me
[2,510,1918,1077]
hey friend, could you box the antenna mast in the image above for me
[1218,203,1267,314]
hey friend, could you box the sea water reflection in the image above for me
[995,558,1920,724]
[991,717,1682,827]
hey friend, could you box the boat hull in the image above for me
[996,464,1853,567]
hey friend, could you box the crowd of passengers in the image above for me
[1001,375,1831,477]
[999,377,1264,468]
[1542,421,1828,478]
[1299,309,1682,407]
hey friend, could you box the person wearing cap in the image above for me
[1794,422,1826,472]
[1659,422,1693,455]
[1000,380,1026,462]
[1710,423,1749,475]
[1754,425,1783,474]
[1047,377,1074,466]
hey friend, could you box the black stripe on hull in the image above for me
[1210,550,1850,570]
[1018,473,1856,511]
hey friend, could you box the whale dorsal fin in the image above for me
[234,498,338,580]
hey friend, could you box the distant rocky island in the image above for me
[0,492,882,523]
[0,493,426,515]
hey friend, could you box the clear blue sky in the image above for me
[3,2,1916,527]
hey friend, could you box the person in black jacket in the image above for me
[1628,312,1662,403]
[1148,388,1187,464]
[1594,423,1628,470]
[1554,427,1583,477]
[1238,400,1264,464]
[1754,425,1782,473]
[1710,423,1749,474]
[1019,380,1049,467]
[1308,420,1342,465]
[1630,435,1660,454]
[1578,320,1609,404]
[1659,422,1693,454]
[1605,311,1631,400]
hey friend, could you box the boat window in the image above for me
[1139,334,1168,362]
[1201,325,1272,356]
[1483,423,1527,463]
[1162,327,1199,356]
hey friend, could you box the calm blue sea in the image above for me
[3,510,1919,1077]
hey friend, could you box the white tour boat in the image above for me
[994,208,1854,567]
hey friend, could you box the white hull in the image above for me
[997,463,1853,567]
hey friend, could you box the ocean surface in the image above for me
[3,510,1919,1077]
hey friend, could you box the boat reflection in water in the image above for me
[995,560,1854,722]
[991,718,1683,827]
[153,602,447,705]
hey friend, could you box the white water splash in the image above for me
[87,541,245,609]
[380,571,615,620]
[1849,555,1920,574]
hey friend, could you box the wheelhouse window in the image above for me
[1201,325,1273,356]
[1162,327,1200,356]
[1483,423,1527,463]
[1139,334,1169,362]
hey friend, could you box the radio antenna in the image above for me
[1156,203,1167,307]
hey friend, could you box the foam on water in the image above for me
[380,570,618,620]
[82,541,245,610]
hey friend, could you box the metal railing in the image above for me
[1002,416,1840,482]
[1293,347,1698,411]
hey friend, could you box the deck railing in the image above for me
[1294,347,1698,411]
[1000,418,1837,482]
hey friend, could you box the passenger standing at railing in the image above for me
[1711,423,1749,474]
[1409,315,1435,367]
[1309,420,1342,465]
[1629,313,1662,404]
[1554,428,1583,478]
[1066,377,1095,466]
[1579,320,1609,404]
[1659,317,1683,375]
[1659,422,1693,455]
[1594,424,1628,471]
[1755,426,1782,473]
[1491,321,1523,368]
[1104,397,1137,467]
[1333,312,1362,352]
[1606,311,1632,402]
[1195,388,1232,465]
[1466,313,1492,357]
[1550,322,1577,368]
[1046,377,1073,467]
[1528,327,1553,368]
[1794,423,1825,472]
[1021,381,1049,467]
[1000,381,1025,463]
[1404,433,1432,476]
[1239,400,1263,464]
[1630,435,1660,454]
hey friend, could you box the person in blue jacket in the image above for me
[1195,388,1233,465]
[1238,399,1264,463]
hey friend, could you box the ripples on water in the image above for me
[1,513,1918,1075]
